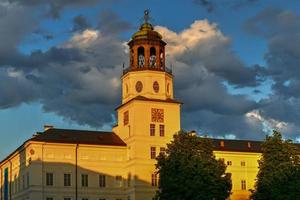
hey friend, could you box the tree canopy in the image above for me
[251,131,300,200]
[155,130,232,200]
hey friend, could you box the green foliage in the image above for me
[155,130,232,200]
[251,131,300,200]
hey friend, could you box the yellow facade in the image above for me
[0,13,262,200]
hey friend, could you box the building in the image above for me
[0,11,270,200]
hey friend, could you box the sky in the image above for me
[1,0,300,159]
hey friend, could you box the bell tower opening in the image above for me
[137,46,145,68]
[150,47,156,68]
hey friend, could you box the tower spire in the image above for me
[144,9,150,24]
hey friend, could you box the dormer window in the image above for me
[220,141,225,147]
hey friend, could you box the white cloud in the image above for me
[246,110,288,133]
[65,29,100,48]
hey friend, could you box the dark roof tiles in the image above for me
[31,128,126,146]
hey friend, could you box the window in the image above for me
[46,173,53,186]
[64,198,71,200]
[81,174,88,187]
[123,111,129,125]
[150,124,155,136]
[241,180,246,190]
[227,161,232,166]
[99,199,106,200]
[241,161,246,167]
[64,174,71,187]
[151,173,158,187]
[82,198,88,200]
[46,198,53,200]
[159,125,165,137]
[116,176,122,187]
[160,147,166,155]
[99,175,106,188]
[150,147,156,159]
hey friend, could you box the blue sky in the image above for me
[1,0,300,159]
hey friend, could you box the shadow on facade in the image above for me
[1,145,156,200]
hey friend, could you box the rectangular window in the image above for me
[46,173,53,186]
[150,124,155,136]
[241,180,246,190]
[151,173,158,187]
[82,198,88,200]
[160,147,166,155]
[99,175,106,188]
[124,111,129,125]
[150,147,156,159]
[46,198,53,200]
[81,174,88,187]
[64,174,71,187]
[227,161,232,166]
[64,198,71,200]
[115,176,122,187]
[159,125,165,137]
[241,161,246,167]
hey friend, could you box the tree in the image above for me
[251,131,300,200]
[155,130,232,200]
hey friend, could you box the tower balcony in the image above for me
[123,66,172,75]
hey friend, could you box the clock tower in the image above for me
[113,10,181,200]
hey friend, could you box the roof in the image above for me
[131,22,163,41]
[31,128,127,146]
[115,95,182,110]
[212,138,262,153]
[0,128,126,166]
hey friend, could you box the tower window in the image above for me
[150,47,156,68]
[227,161,232,166]
[137,47,145,67]
[150,147,156,159]
[124,111,129,125]
[159,125,165,137]
[150,124,155,136]
[241,161,246,167]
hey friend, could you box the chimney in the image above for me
[44,125,54,131]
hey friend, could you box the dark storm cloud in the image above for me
[182,110,264,140]
[97,10,134,36]
[243,8,300,137]
[72,15,91,32]
[193,0,260,12]
[0,1,127,128]
[8,0,107,18]
[176,37,259,86]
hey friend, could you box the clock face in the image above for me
[135,81,143,93]
[153,81,159,93]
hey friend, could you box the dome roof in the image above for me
[131,22,162,40]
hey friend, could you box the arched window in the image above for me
[137,47,145,68]
[160,50,164,69]
[150,47,156,68]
